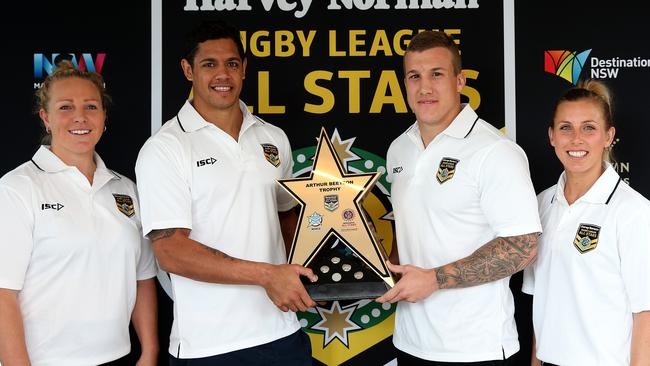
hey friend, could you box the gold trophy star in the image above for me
[278,128,394,287]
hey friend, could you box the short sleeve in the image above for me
[135,139,193,236]
[276,132,297,212]
[0,183,34,290]
[618,206,650,313]
[386,145,395,185]
[521,265,535,295]
[130,188,158,280]
[478,140,542,237]
[136,235,158,280]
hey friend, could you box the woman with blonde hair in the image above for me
[523,79,650,365]
[0,61,158,366]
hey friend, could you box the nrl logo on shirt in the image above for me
[436,157,459,184]
[574,223,600,253]
[113,194,135,218]
[261,143,280,167]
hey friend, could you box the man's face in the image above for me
[181,38,246,116]
[403,47,465,131]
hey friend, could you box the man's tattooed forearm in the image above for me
[148,228,235,261]
[147,228,177,242]
[436,233,539,289]
[208,247,234,261]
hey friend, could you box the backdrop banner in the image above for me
[157,1,505,365]
[515,2,650,199]
[5,2,647,366]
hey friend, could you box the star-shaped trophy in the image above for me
[278,128,394,301]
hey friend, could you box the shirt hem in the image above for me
[394,340,519,362]
[143,220,192,237]
[494,224,542,238]
[0,279,23,290]
[168,323,300,359]
[34,345,130,366]
[521,284,533,295]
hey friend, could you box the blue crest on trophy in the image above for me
[307,212,323,227]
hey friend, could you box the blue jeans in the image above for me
[169,330,312,366]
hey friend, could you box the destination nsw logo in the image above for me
[544,49,591,85]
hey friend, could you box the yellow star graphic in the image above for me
[312,302,361,347]
[330,128,361,171]
[278,128,394,287]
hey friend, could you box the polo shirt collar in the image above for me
[176,99,260,134]
[554,163,621,205]
[406,104,479,145]
[441,104,480,139]
[31,145,120,181]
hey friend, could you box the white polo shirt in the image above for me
[386,105,541,362]
[135,100,299,358]
[0,146,157,366]
[522,165,650,366]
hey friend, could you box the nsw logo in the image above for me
[544,49,591,85]
[34,53,106,79]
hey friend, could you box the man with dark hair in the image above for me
[135,20,315,365]
[377,30,541,365]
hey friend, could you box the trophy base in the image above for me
[305,281,390,301]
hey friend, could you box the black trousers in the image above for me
[397,349,512,366]
[98,354,130,366]
[169,330,312,366]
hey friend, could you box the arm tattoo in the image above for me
[436,232,539,289]
[148,228,234,261]
[147,228,177,242]
[207,246,234,261]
